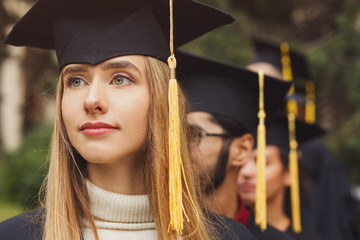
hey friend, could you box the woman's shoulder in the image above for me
[207,212,257,240]
[0,208,44,240]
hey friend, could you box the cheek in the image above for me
[197,139,223,173]
[121,96,149,123]
[237,172,246,185]
[61,92,82,131]
[190,146,210,176]
[265,165,285,196]
[266,164,284,183]
[116,88,150,134]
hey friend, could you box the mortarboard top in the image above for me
[265,116,325,152]
[176,50,292,133]
[5,0,234,70]
[251,37,309,80]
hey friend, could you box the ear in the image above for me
[283,169,291,187]
[228,133,254,168]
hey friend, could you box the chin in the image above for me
[76,146,123,164]
[81,153,119,164]
[80,146,146,165]
[240,193,255,206]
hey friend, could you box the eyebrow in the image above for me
[102,60,141,74]
[189,123,204,132]
[62,65,88,76]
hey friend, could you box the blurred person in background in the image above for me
[247,37,358,240]
[237,116,324,240]
[178,51,296,240]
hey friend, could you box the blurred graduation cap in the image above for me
[252,38,317,124]
[5,0,234,70]
[176,50,292,133]
[265,116,325,152]
[286,86,306,103]
[251,37,309,79]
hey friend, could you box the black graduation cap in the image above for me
[176,51,292,132]
[5,0,234,70]
[286,85,306,103]
[251,37,309,79]
[265,116,325,151]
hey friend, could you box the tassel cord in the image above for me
[255,71,267,231]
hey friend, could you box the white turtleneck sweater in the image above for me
[83,180,158,240]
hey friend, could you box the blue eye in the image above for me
[113,75,132,86]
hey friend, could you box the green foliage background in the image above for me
[0,125,52,209]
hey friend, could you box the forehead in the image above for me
[62,55,147,74]
[187,111,223,132]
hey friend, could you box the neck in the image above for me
[87,151,146,195]
[207,168,239,219]
[266,189,290,231]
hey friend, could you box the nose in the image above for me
[240,158,257,179]
[83,81,108,114]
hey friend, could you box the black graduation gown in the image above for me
[246,214,296,240]
[0,209,257,240]
[286,225,322,240]
[299,137,358,240]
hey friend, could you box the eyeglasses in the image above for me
[190,130,234,147]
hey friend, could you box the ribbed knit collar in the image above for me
[86,180,154,224]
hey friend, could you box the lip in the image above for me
[240,183,255,192]
[80,122,118,136]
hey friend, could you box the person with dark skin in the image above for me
[177,51,296,240]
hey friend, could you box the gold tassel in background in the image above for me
[280,43,293,82]
[280,42,302,233]
[255,71,267,231]
[305,80,316,124]
[288,114,302,233]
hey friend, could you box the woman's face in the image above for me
[237,145,289,206]
[61,55,150,164]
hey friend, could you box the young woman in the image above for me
[0,0,254,239]
[237,117,324,240]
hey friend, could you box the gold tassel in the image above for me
[280,42,293,82]
[287,99,298,118]
[255,71,267,231]
[168,55,184,233]
[281,42,302,233]
[305,81,316,124]
[167,0,199,234]
[288,114,302,233]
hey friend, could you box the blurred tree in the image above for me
[0,0,56,210]
[0,125,52,208]
[23,48,57,129]
[0,0,14,60]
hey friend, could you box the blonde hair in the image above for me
[40,56,217,240]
